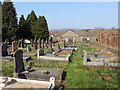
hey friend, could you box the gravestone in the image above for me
[34,38,38,50]
[14,50,25,77]
[2,43,8,56]
[37,48,44,59]
[83,50,87,65]
[21,39,24,48]
[12,41,18,52]
[41,39,44,48]
[80,43,83,57]
[57,44,60,50]
[63,40,66,48]
[47,36,54,54]
[26,47,31,52]
[18,41,21,47]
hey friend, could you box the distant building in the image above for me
[49,30,98,43]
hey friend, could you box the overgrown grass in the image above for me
[63,45,119,88]
[2,43,119,88]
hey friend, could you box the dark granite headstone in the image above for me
[14,50,25,73]
[57,44,60,50]
[21,39,24,48]
[47,36,54,54]
[27,47,32,52]
[63,40,66,48]
[2,43,8,56]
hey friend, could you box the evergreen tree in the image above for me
[2,0,18,43]
[17,15,26,40]
[26,10,37,39]
[32,16,49,40]
[0,2,2,42]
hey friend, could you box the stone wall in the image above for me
[96,30,119,47]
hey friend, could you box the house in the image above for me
[49,30,98,43]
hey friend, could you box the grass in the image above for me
[2,43,120,88]
[63,45,119,88]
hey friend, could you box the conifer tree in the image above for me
[26,10,37,40]
[2,0,18,43]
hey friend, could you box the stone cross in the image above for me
[14,50,25,74]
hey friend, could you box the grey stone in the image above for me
[14,50,25,73]
[27,47,32,52]
[2,43,8,56]
[34,38,38,50]
[37,48,44,59]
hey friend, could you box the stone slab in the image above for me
[25,67,64,81]
[38,54,70,62]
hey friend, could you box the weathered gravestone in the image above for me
[27,47,32,52]
[34,38,38,50]
[37,48,44,59]
[41,39,44,48]
[12,41,18,52]
[63,40,66,48]
[57,44,60,50]
[21,39,24,48]
[2,43,8,56]
[14,50,25,78]
[18,41,21,47]
[83,50,87,65]
[47,36,54,54]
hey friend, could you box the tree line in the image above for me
[1,0,49,44]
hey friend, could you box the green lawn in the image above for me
[2,43,119,88]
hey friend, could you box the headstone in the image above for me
[18,41,21,47]
[80,43,83,57]
[57,44,60,50]
[41,39,44,48]
[27,47,32,52]
[47,36,54,54]
[2,43,8,56]
[37,48,44,59]
[63,40,66,48]
[14,50,25,74]
[12,41,18,52]
[21,39,24,48]
[34,38,38,50]
[31,39,34,47]
[83,50,87,65]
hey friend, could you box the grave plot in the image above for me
[37,48,71,62]
[1,42,31,62]
[0,76,55,89]
[11,49,64,84]
[25,67,64,82]
[83,50,120,68]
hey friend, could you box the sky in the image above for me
[14,2,118,30]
